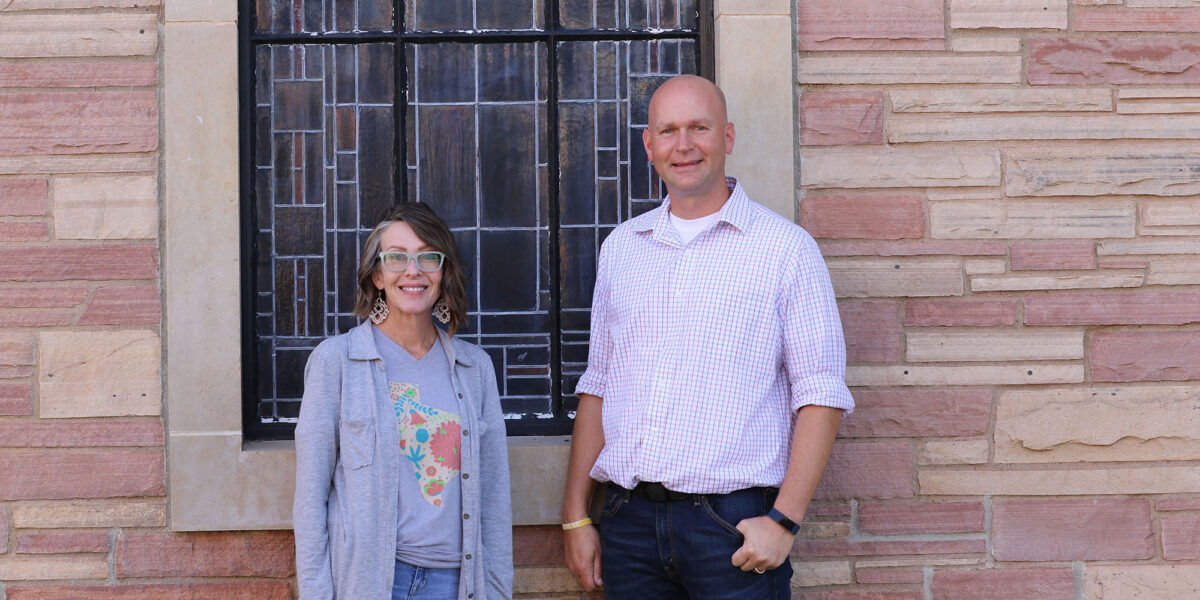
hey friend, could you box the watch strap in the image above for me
[767,507,801,535]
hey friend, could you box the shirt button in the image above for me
[457,393,463,398]
[463,513,470,519]
[465,554,472,560]
[462,430,469,437]
[462,473,469,479]
[468,595,473,599]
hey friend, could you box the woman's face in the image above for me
[370,221,443,321]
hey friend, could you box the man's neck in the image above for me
[666,185,732,220]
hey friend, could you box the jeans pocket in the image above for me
[699,490,766,539]
[599,485,628,518]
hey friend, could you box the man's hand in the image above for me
[564,524,604,591]
[731,515,794,572]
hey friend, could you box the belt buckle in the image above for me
[643,482,669,502]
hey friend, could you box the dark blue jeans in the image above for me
[598,484,793,600]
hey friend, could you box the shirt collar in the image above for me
[635,177,753,236]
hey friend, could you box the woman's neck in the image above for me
[374,315,438,359]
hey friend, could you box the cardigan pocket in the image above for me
[339,419,375,469]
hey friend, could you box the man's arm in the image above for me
[562,392,605,590]
[731,404,842,572]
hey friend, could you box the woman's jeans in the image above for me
[598,483,793,600]
[392,560,460,600]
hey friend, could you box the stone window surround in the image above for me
[163,0,797,530]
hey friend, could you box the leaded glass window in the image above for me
[240,0,712,438]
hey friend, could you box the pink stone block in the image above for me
[0,287,88,308]
[1075,8,1200,32]
[796,593,923,600]
[0,178,47,217]
[0,311,75,327]
[0,421,163,448]
[839,300,901,363]
[1010,241,1096,271]
[904,299,1019,327]
[1162,514,1200,560]
[813,441,914,501]
[856,569,924,584]
[0,333,34,366]
[798,0,944,51]
[0,384,33,416]
[0,222,49,242]
[800,91,885,146]
[818,241,1007,258]
[0,61,158,88]
[932,568,1074,600]
[858,501,985,535]
[79,285,160,325]
[1157,498,1200,511]
[801,195,924,240]
[1029,38,1200,85]
[116,531,295,578]
[0,504,7,553]
[0,92,157,156]
[1091,330,1200,382]
[1026,291,1200,326]
[16,531,110,554]
[0,244,158,281]
[992,498,1154,561]
[793,538,985,558]
[842,389,991,438]
[0,449,164,500]
[808,504,852,517]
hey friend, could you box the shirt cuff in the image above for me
[573,369,605,399]
[791,373,855,415]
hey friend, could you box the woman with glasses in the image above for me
[294,203,513,600]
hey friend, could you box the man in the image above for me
[560,75,854,599]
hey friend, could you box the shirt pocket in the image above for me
[339,419,375,469]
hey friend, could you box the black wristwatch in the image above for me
[767,508,801,535]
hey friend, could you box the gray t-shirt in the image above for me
[372,326,463,568]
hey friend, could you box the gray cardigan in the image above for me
[294,321,513,600]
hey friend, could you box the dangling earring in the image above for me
[369,291,389,325]
[433,298,450,325]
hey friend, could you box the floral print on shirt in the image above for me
[392,382,461,507]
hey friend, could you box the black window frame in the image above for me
[239,0,714,441]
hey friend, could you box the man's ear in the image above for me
[642,126,653,161]
[724,121,736,155]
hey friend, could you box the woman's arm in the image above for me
[293,344,341,600]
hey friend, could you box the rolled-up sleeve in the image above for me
[573,241,612,399]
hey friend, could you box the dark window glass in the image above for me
[241,0,710,438]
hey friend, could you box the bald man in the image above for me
[561,75,855,599]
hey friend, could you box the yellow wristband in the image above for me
[561,517,593,531]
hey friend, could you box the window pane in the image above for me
[255,0,394,34]
[558,0,697,30]
[253,43,396,422]
[409,42,554,418]
[405,0,545,32]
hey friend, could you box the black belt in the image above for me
[629,481,691,502]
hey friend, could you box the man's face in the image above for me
[642,79,736,202]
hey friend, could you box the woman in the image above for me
[294,203,513,600]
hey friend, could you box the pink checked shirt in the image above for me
[574,179,854,494]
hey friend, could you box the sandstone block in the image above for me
[918,440,990,465]
[513,526,563,567]
[799,521,850,539]
[932,568,1074,600]
[0,244,157,281]
[807,505,852,517]
[79,285,160,325]
[0,287,87,308]
[891,88,1111,113]
[792,539,985,558]
[800,195,923,239]
[859,501,984,535]
[1158,498,1200,511]
[921,465,1200,495]
[891,114,1200,143]
[858,557,983,569]
[0,310,73,327]
[0,556,107,581]
[827,258,964,298]
[792,560,853,587]
[1075,7,1200,30]
[3,1,161,7]
[951,36,1023,52]
[0,508,7,553]
[794,592,924,600]
[513,566,582,594]
[0,366,33,378]
[818,240,1008,257]
[0,450,163,500]
[1143,199,1200,226]
[797,56,1022,85]
[799,91,885,146]
[839,301,901,363]
[841,389,991,438]
[1128,0,1200,5]
[1118,100,1200,114]
[0,13,157,58]
[1006,145,1200,196]
[0,92,157,156]
[11,499,165,528]
[1162,514,1200,559]
[963,258,1006,274]
[930,200,1135,238]
[1148,257,1200,284]
[0,332,34,366]
[1100,239,1200,254]
[1029,38,1200,85]
[1084,565,1200,600]
[970,271,1144,292]
[6,583,292,600]
[1092,330,1200,382]
[0,383,33,415]
[814,441,914,500]
[796,0,944,50]
[0,222,49,241]
[0,154,157,176]
[0,178,47,216]
[0,420,163,447]
[0,61,157,88]
[857,569,923,584]
[995,386,1200,463]
[993,497,1154,560]
[116,531,295,578]
[906,331,1084,362]
[16,531,109,554]
[802,148,1002,188]
[951,0,1069,29]
[847,364,1085,387]
[904,299,1019,326]
[1011,240,1097,270]
[52,176,156,239]
[38,330,160,418]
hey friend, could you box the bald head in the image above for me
[641,74,736,210]
[647,75,728,128]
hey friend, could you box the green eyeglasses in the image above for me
[378,251,445,272]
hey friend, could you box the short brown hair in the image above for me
[353,203,468,335]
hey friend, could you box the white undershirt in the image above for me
[669,210,721,245]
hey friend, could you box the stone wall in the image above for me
[796,1,1200,598]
